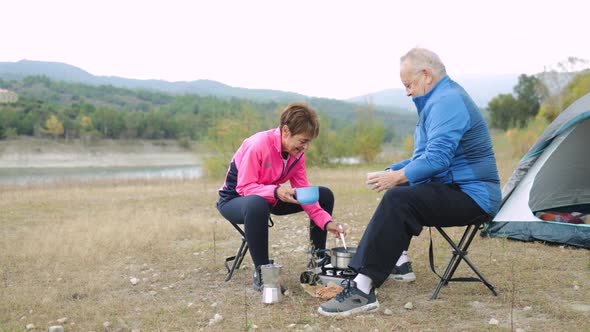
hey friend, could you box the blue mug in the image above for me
[294,186,319,205]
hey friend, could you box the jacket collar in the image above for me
[272,127,283,154]
[412,75,450,112]
[272,126,304,160]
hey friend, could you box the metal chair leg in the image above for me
[225,238,248,282]
[430,220,498,300]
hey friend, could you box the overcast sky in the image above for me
[2,0,588,99]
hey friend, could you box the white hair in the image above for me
[400,47,447,78]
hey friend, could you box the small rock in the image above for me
[488,318,499,325]
[404,302,413,310]
[103,321,111,328]
[149,290,157,296]
[56,317,68,324]
[211,302,218,307]
[187,302,194,308]
[383,308,393,315]
[208,313,223,326]
[287,323,297,328]
[574,285,580,290]
[130,277,139,285]
[49,326,64,332]
[516,328,525,332]
[523,306,532,311]
[25,324,34,330]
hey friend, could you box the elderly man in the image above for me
[318,47,502,317]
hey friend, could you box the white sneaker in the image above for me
[388,262,416,282]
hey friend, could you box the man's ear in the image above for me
[424,69,434,85]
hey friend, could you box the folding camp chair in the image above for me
[224,217,274,282]
[428,215,498,300]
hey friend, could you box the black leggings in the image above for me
[349,182,488,288]
[217,186,334,267]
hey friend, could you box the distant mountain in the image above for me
[0,60,308,103]
[348,73,520,111]
[0,60,519,110]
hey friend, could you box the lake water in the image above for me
[0,165,202,185]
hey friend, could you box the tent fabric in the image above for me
[500,93,590,202]
[529,119,590,212]
[489,220,590,248]
[483,93,590,248]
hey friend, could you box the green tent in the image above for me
[483,93,590,248]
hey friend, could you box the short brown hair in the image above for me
[280,102,320,138]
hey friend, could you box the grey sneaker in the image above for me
[388,262,416,282]
[318,281,379,317]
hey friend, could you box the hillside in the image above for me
[0,60,519,111]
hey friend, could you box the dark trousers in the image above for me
[349,182,488,288]
[217,186,334,267]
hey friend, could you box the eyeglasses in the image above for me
[403,70,424,92]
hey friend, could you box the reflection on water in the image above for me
[0,165,202,185]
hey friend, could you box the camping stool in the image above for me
[224,216,274,282]
[428,215,499,300]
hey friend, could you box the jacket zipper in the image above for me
[275,153,302,183]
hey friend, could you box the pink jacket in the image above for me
[218,127,332,230]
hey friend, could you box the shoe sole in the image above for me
[388,272,416,282]
[317,301,380,317]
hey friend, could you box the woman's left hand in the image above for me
[276,186,298,204]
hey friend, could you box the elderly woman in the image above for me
[217,102,346,291]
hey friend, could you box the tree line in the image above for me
[0,76,402,169]
[487,58,590,130]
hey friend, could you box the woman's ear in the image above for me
[281,125,290,137]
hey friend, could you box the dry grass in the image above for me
[1,166,589,331]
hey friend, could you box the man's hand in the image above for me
[368,169,408,192]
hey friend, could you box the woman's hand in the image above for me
[326,221,347,238]
[276,186,298,204]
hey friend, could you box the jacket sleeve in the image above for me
[404,100,469,184]
[235,144,277,203]
[389,159,411,171]
[289,155,332,230]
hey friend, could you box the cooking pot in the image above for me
[329,247,357,269]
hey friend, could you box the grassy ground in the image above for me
[1,138,589,331]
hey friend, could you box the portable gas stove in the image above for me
[317,263,357,285]
[300,250,357,286]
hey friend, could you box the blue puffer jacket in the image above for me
[389,75,501,215]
